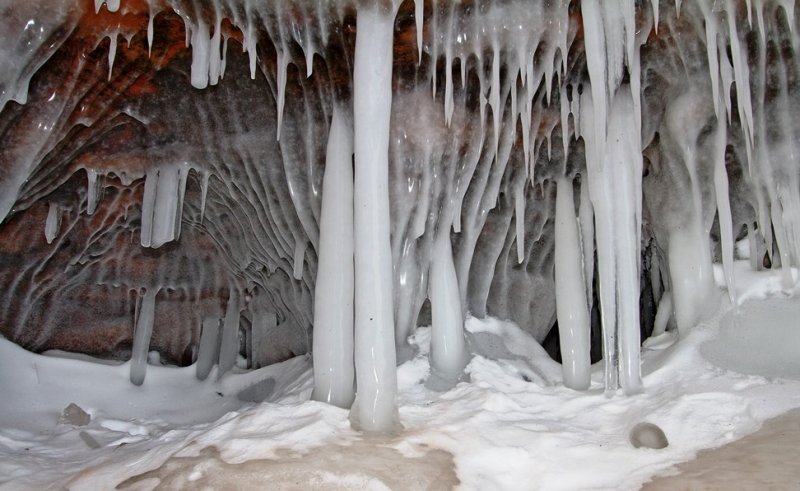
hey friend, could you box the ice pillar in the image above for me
[580,89,643,395]
[554,177,591,390]
[350,4,400,432]
[312,107,355,409]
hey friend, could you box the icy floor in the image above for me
[1,261,800,491]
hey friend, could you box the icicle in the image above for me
[195,316,220,380]
[140,165,190,248]
[350,4,400,433]
[489,42,501,158]
[246,24,257,79]
[85,169,102,215]
[560,84,570,159]
[675,0,682,16]
[578,176,595,311]
[190,20,210,89]
[45,203,60,244]
[415,0,423,65]
[107,33,117,81]
[429,226,468,383]
[726,0,755,153]
[701,3,721,119]
[713,116,736,305]
[293,239,306,280]
[208,17,223,86]
[147,10,155,57]
[515,181,525,264]
[218,290,240,377]
[555,177,591,391]
[444,48,454,126]
[651,0,660,33]
[312,107,355,409]
[130,289,157,386]
[276,50,288,140]
[199,170,210,223]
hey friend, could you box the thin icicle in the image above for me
[713,116,736,305]
[515,181,526,264]
[107,33,117,81]
[415,0,424,65]
[276,50,288,140]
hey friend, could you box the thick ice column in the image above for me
[554,177,591,390]
[350,4,399,432]
[130,288,157,386]
[607,92,643,395]
[312,107,355,409]
[580,88,643,394]
[429,228,468,382]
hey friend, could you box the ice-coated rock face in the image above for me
[0,0,798,409]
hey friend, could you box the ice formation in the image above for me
[0,0,798,436]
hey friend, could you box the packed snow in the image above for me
[1,260,799,490]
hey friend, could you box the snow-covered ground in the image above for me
[1,260,799,490]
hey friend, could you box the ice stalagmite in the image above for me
[429,226,468,383]
[312,107,355,409]
[350,3,400,432]
[218,290,240,376]
[554,177,591,390]
[130,288,157,386]
[196,315,220,381]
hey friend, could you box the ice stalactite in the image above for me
[85,169,103,215]
[713,115,737,305]
[130,288,158,386]
[140,164,192,249]
[312,107,355,409]
[350,3,400,432]
[554,177,591,391]
[44,202,60,244]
